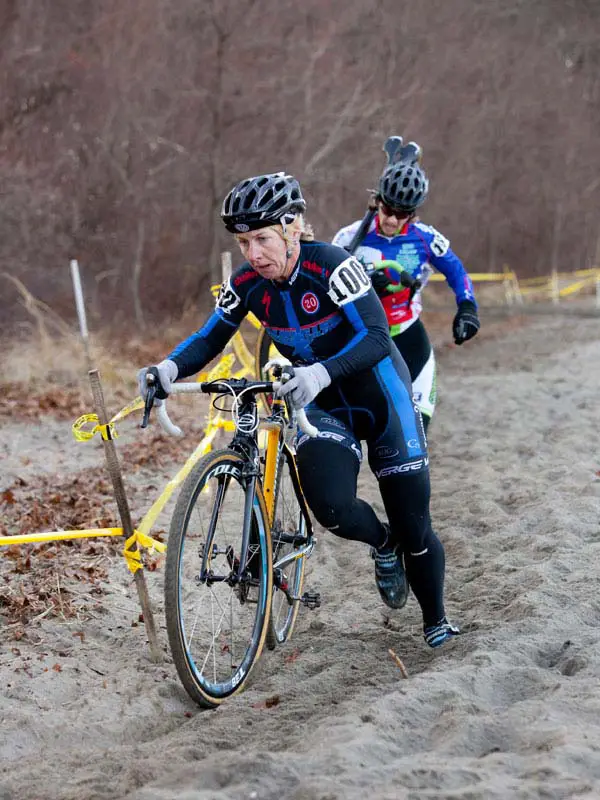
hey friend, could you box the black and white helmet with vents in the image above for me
[221,172,306,233]
[378,163,429,213]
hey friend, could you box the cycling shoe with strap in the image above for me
[371,532,408,610]
[423,617,461,648]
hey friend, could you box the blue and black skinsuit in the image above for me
[167,241,447,625]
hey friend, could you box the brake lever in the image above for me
[141,375,157,429]
[399,271,422,304]
[280,365,295,426]
[408,280,422,304]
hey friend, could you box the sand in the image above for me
[1,309,600,800]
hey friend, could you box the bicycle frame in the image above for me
[173,380,314,593]
[258,399,315,575]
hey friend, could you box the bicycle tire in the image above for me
[165,448,273,708]
[255,327,283,378]
[255,328,284,410]
[266,444,308,650]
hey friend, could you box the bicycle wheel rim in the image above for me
[267,450,307,648]
[269,547,305,646]
[165,450,272,706]
[255,328,283,408]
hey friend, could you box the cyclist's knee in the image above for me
[297,439,359,525]
[310,498,354,535]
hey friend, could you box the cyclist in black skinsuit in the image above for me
[138,172,460,648]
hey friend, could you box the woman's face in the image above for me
[377,201,411,237]
[236,227,290,281]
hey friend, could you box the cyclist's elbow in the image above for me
[373,328,392,359]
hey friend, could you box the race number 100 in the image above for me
[328,258,370,306]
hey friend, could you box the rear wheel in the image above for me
[255,328,283,409]
[266,446,308,649]
[165,449,272,708]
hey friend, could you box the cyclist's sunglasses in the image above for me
[378,201,413,220]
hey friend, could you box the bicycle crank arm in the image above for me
[273,540,316,572]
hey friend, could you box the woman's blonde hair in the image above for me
[300,220,315,242]
[278,214,315,246]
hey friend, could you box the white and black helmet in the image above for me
[378,162,429,213]
[221,172,306,233]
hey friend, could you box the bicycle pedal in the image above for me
[300,591,321,610]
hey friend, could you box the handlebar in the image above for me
[142,377,318,439]
[399,272,422,293]
[364,261,422,298]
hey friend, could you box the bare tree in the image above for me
[1,0,599,333]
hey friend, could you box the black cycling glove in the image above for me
[370,269,391,293]
[452,300,480,345]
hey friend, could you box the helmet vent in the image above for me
[243,188,257,209]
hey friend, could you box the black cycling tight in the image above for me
[296,438,445,625]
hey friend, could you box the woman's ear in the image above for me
[284,229,300,258]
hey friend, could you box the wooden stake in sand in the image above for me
[388,648,409,679]
[70,259,161,663]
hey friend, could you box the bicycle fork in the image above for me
[199,470,261,594]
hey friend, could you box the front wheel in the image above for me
[164,449,273,708]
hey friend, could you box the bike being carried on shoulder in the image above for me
[142,365,320,709]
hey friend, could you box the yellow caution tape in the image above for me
[110,396,145,422]
[0,528,124,547]
[136,421,226,537]
[0,525,167,573]
[427,272,516,282]
[559,274,599,297]
[123,529,167,574]
[72,414,117,442]
[72,397,145,442]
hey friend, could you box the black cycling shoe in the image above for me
[371,543,408,610]
[424,617,461,648]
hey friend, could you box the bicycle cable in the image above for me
[232,385,262,435]
[207,380,262,436]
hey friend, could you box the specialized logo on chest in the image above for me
[301,291,320,314]
[327,256,370,306]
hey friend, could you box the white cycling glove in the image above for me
[276,363,331,410]
[137,359,178,403]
